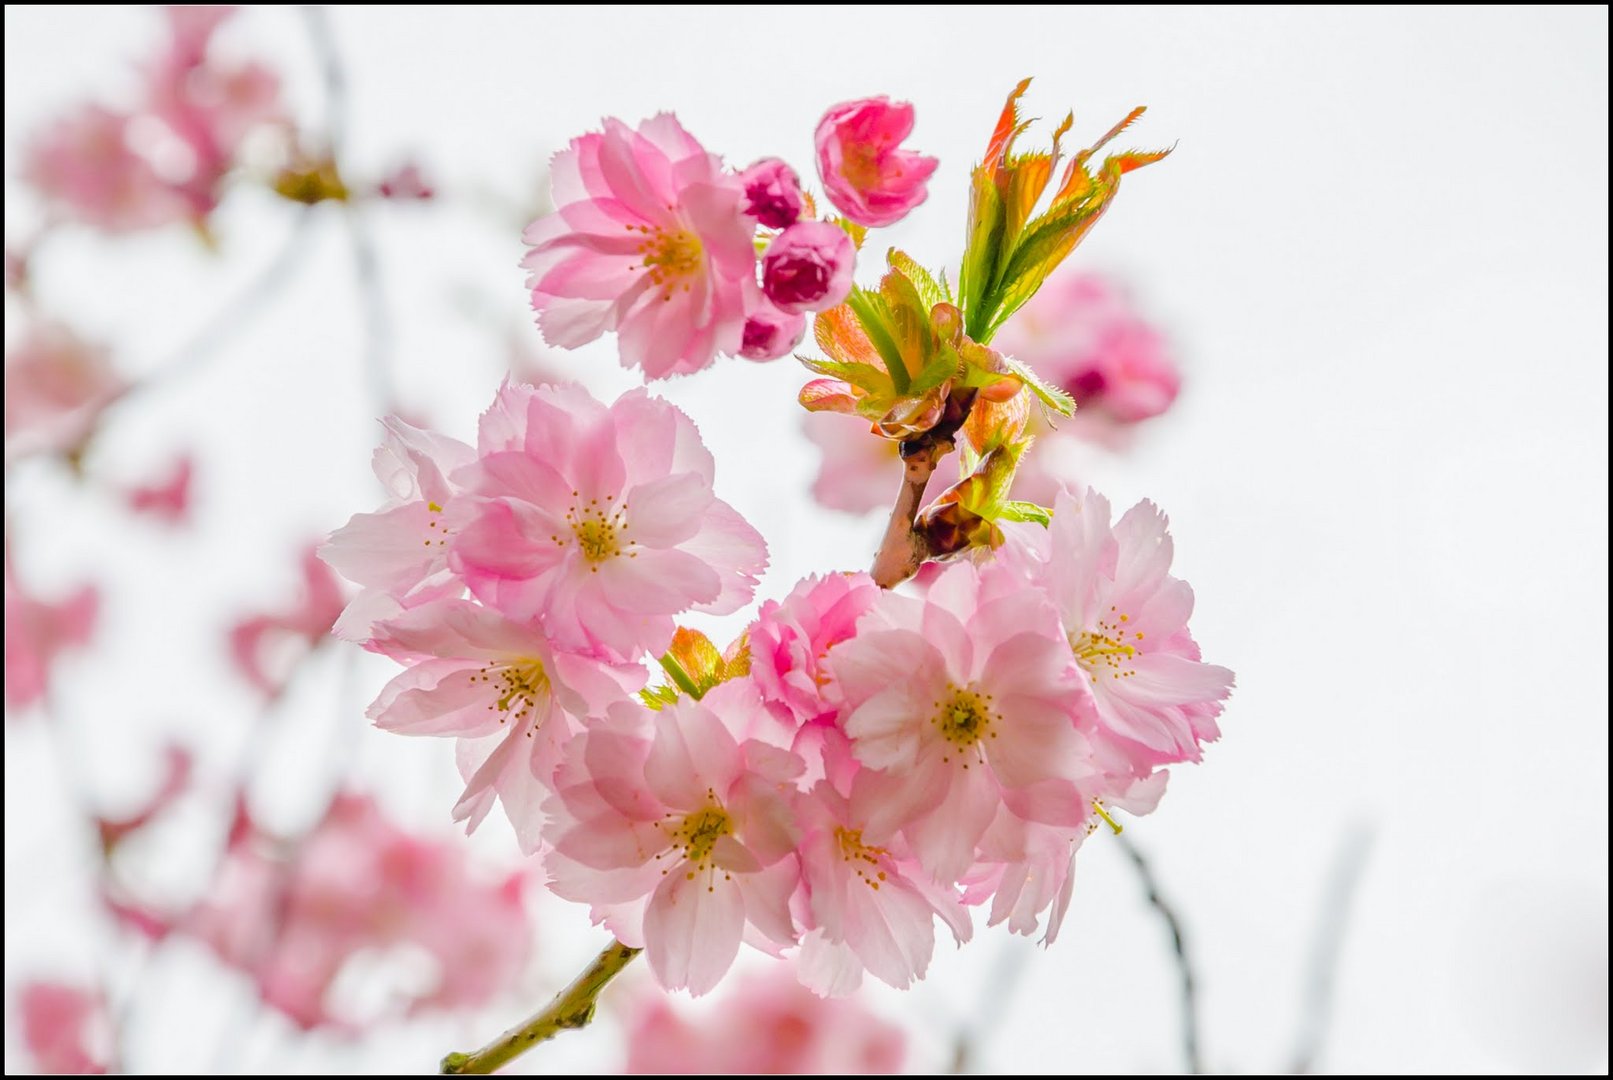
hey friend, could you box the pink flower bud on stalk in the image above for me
[762,221,856,314]
[815,96,938,227]
[738,157,804,229]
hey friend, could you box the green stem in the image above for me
[440,941,642,1074]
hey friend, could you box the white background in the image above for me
[4,5,1607,1074]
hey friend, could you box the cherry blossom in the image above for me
[522,114,757,378]
[815,96,938,227]
[825,558,1095,881]
[543,690,802,995]
[366,597,642,848]
[450,382,766,661]
[4,551,98,712]
[228,545,346,697]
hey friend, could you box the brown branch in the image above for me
[440,940,642,1074]
[870,438,950,588]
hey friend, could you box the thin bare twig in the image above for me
[1117,832,1203,1074]
[440,941,642,1074]
[1289,825,1373,1073]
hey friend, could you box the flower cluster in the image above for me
[326,82,1230,1009]
[522,97,933,378]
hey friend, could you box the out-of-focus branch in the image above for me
[1289,825,1373,1073]
[440,940,642,1075]
[1117,832,1203,1074]
[116,209,317,405]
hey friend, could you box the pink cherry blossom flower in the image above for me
[750,571,880,727]
[522,114,756,378]
[738,289,806,362]
[124,454,194,524]
[963,771,1164,945]
[4,551,98,712]
[320,416,476,642]
[624,966,907,1073]
[993,273,1181,425]
[365,597,642,849]
[189,793,531,1030]
[794,776,972,995]
[1032,487,1234,773]
[815,96,938,228]
[803,411,954,515]
[825,558,1095,881]
[21,105,189,232]
[228,544,346,697]
[737,157,804,230]
[4,323,127,464]
[543,691,802,995]
[761,221,856,315]
[15,982,110,1074]
[450,382,767,661]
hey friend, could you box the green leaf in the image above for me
[658,653,702,699]
[1002,356,1076,417]
[638,684,680,710]
[888,250,946,312]
[997,500,1054,526]
[845,287,909,394]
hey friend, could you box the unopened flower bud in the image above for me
[737,157,804,230]
[761,221,855,315]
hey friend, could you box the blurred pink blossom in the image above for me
[228,545,346,697]
[189,793,530,1030]
[815,96,937,228]
[4,552,98,712]
[803,411,952,515]
[993,273,1181,425]
[144,6,283,219]
[15,982,110,1074]
[624,967,906,1073]
[376,161,435,200]
[522,114,756,378]
[96,743,192,851]
[3,323,127,464]
[21,105,189,231]
[124,455,194,524]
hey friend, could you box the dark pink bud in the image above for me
[761,221,855,315]
[738,157,804,230]
[739,298,807,362]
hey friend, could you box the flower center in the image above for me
[834,826,889,891]
[1071,607,1145,682]
[663,796,733,870]
[630,225,704,299]
[470,658,548,726]
[933,683,998,756]
[842,143,884,189]
[557,494,634,570]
